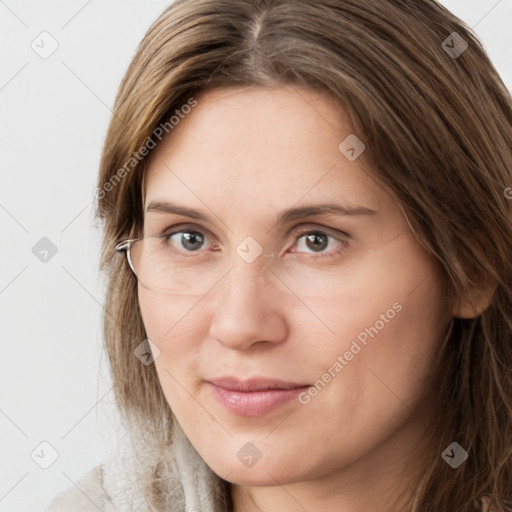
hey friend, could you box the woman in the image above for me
[47,0,512,511]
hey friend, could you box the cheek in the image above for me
[137,287,209,436]
[137,286,208,400]
[303,236,448,357]
[295,239,450,444]
[138,286,204,351]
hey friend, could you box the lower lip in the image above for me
[207,383,309,417]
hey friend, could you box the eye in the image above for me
[291,229,348,258]
[164,228,216,253]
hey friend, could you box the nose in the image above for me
[208,253,288,351]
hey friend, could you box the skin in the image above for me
[137,85,467,512]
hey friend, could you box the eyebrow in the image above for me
[146,200,377,223]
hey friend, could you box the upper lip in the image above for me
[207,377,310,392]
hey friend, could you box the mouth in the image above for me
[205,377,311,417]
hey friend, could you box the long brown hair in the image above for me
[96,1,512,510]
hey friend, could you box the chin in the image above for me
[215,463,300,487]
[204,445,319,487]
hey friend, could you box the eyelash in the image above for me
[161,224,349,260]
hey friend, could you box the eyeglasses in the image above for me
[115,233,233,296]
[115,228,405,297]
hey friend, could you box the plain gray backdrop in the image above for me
[1,1,511,510]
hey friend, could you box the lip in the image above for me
[206,377,310,417]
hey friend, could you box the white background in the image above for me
[1,1,511,510]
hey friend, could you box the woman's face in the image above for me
[139,86,453,489]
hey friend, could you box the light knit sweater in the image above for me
[45,421,228,512]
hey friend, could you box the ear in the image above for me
[451,265,497,319]
[451,232,499,319]
[451,284,496,319]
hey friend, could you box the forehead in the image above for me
[144,86,387,221]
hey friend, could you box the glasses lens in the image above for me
[129,236,229,295]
